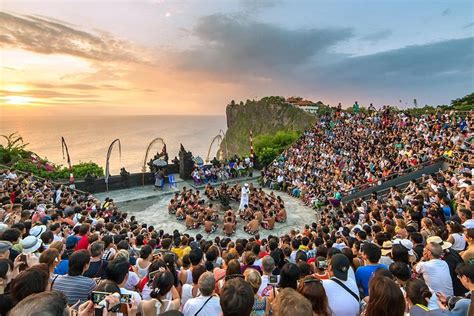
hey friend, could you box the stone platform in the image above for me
[114,179,317,239]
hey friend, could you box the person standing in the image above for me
[239,183,250,211]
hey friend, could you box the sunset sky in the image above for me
[1,0,473,116]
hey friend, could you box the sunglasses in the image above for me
[303,278,322,285]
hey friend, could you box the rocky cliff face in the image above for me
[221,97,317,157]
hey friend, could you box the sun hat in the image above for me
[29,225,47,238]
[426,236,452,250]
[462,219,474,229]
[0,223,8,234]
[381,240,393,256]
[392,238,415,256]
[331,253,350,281]
[21,236,43,253]
[0,241,12,253]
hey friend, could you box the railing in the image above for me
[344,157,445,196]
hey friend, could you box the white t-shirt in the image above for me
[181,284,200,308]
[257,274,279,297]
[125,271,140,291]
[182,296,221,316]
[323,278,360,316]
[415,259,453,297]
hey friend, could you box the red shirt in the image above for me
[75,235,89,251]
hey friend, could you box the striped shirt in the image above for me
[52,274,97,305]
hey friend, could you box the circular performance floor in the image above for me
[118,188,317,239]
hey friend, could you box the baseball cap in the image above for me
[331,254,350,281]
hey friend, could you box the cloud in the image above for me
[177,13,352,77]
[239,0,282,12]
[441,8,451,16]
[313,37,474,103]
[30,83,127,91]
[360,29,393,43]
[463,22,474,29]
[0,89,98,99]
[0,11,146,63]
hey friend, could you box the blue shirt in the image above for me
[54,259,69,275]
[355,263,387,296]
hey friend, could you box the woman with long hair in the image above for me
[297,275,331,316]
[39,248,60,277]
[404,278,433,314]
[141,270,180,315]
[362,275,405,316]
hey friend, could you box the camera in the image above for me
[91,291,109,307]
[268,275,278,285]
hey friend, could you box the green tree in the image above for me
[254,130,300,165]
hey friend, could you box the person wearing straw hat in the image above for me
[427,236,466,296]
[380,240,394,267]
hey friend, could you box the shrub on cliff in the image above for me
[254,130,301,166]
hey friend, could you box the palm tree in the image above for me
[1,132,29,151]
[0,132,30,164]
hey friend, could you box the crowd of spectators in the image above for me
[0,109,472,316]
[192,157,254,185]
[261,109,472,208]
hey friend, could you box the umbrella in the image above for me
[153,159,168,167]
[193,156,204,165]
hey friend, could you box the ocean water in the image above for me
[0,115,227,174]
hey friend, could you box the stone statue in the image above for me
[120,167,130,188]
[179,144,194,180]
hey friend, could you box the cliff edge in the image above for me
[221,96,318,157]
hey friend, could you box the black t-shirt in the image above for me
[83,259,108,279]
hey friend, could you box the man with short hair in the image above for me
[323,253,360,316]
[258,255,278,297]
[220,277,254,316]
[355,242,387,296]
[415,242,453,309]
[84,241,108,278]
[106,256,142,304]
[52,249,97,304]
[183,271,221,316]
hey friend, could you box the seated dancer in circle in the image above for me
[240,205,253,221]
[276,206,287,223]
[223,216,236,237]
[261,211,275,230]
[204,215,217,234]
[205,184,219,200]
[244,215,259,235]
[205,203,218,221]
[168,199,177,214]
[176,207,185,220]
[185,213,200,229]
